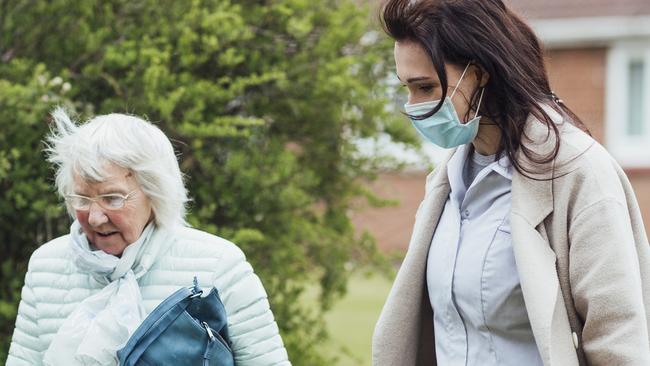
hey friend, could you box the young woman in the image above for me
[372,1,650,365]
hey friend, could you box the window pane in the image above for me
[627,60,645,136]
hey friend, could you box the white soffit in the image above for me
[530,15,650,48]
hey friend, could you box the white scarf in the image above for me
[43,220,156,366]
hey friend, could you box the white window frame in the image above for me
[605,41,650,168]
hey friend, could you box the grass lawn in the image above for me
[319,272,394,366]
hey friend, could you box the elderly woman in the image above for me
[6,108,291,365]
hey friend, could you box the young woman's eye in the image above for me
[418,85,434,93]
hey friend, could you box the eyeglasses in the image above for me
[65,191,136,211]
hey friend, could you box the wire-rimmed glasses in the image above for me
[65,191,136,211]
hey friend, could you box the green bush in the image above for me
[0,1,414,364]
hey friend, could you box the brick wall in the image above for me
[546,48,607,143]
[351,172,428,253]
[626,169,650,232]
[507,0,650,19]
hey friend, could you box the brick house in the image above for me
[353,0,650,253]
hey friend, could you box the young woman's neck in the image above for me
[472,118,501,155]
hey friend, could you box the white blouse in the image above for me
[426,145,543,366]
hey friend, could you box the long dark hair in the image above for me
[380,0,590,177]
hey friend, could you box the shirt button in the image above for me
[463,209,470,218]
[572,332,579,349]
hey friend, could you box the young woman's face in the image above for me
[394,40,482,122]
[73,164,153,256]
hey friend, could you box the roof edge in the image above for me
[531,15,650,48]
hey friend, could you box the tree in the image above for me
[0,0,415,363]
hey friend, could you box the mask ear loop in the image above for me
[450,62,472,100]
[473,87,485,119]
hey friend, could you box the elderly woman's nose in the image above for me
[87,204,109,226]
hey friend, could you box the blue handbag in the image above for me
[117,277,235,366]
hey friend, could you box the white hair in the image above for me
[45,107,189,228]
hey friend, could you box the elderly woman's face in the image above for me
[73,163,153,256]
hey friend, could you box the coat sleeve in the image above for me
[213,243,291,366]
[569,198,650,365]
[6,264,45,365]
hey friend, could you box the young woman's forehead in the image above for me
[394,41,470,86]
[394,41,437,80]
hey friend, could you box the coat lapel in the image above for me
[510,212,557,364]
[510,108,579,365]
[410,155,453,365]
[372,151,453,366]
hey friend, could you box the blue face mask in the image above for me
[404,63,485,149]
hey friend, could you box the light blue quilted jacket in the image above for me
[6,225,291,366]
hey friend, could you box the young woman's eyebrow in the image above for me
[396,74,437,84]
[408,76,435,83]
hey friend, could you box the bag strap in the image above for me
[117,286,197,365]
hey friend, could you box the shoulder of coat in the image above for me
[548,123,630,212]
[29,234,72,261]
[523,110,616,180]
[170,226,246,262]
[557,123,619,178]
[24,234,76,278]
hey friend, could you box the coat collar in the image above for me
[510,106,563,228]
[425,105,563,228]
[510,105,595,228]
[420,111,559,230]
[424,104,568,225]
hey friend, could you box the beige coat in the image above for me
[372,110,650,366]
